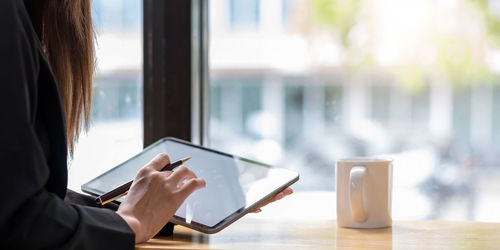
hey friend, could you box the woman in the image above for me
[0,0,292,249]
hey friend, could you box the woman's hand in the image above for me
[116,153,206,243]
[251,187,293,213]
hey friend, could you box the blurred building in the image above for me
[209,0,500,168]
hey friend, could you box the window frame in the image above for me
[143,0,209,147]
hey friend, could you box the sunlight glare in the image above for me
[373,0,431,66]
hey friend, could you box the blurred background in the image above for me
[69,0,500,222]
[68,0,144,198]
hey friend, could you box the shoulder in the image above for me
[0,0,25,18]
[0,0,39,62]
[0,0,40,122]
[0,0,34,34]
[0,0,17,8]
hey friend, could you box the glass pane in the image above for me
[68,0,143,191]
[208,0,500,221]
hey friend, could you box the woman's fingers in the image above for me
[265,188,292,203]
[146,153,171,171]
[250,188,294,213]
[282,187,294,196]
[252,208,262,213]
[255,194,280,209]
[176,178,206,200]
[167,165,197,186]
[119,153,207,243]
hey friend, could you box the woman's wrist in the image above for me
[116,211,143,243]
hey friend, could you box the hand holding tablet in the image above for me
[82,138,299,238]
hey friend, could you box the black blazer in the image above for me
[0,0,135,248]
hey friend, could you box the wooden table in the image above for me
[136,218,500,249]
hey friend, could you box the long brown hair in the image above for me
[28,0,94,154]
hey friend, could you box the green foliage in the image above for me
[311,0,498,87]
[313,0,361,46]
[469,0,500,46]
[436,36,492,86]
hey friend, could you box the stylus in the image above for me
[95,157,191,205]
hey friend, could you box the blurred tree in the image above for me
[311,0,496,88]
[313,0,361,46]
[470,0,500,46]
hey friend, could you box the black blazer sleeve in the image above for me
[0,0,135,249]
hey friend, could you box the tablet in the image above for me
[81,137,299,234]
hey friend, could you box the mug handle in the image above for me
[349,166,367,223]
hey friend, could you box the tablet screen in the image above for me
[82,138,299,229]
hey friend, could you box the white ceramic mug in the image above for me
[336,158,393,228]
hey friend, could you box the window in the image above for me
[68,0,143,191]
[66,0,500,222]
[229,0,260,30]
[208,0,500,220]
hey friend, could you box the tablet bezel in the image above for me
[81,137,299,234]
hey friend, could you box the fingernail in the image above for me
[199,178,206,187]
